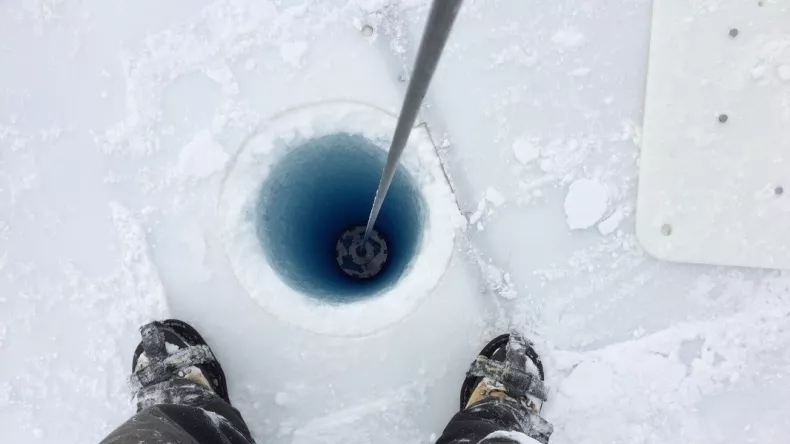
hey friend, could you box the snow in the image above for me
[485,187,506,207]
[176,130,229,180]
[280,42,309,67]
[274,392,292,406]
[512,137,541,165]
[597,208,624,236]
[563,178,609,230]
[550,27,586,51]
[3,1,790,444]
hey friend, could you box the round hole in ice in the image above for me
[255,132,425,303]
[661,224,673,236]
[219,102,459,336]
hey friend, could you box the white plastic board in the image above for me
[638,0,790,269]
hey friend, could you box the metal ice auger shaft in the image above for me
[363,0,463,243]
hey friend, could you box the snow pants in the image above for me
[99,380,549,444]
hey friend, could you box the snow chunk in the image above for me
[483,263,518,299]
[512,137,541,165]
[177,130,228,179]
[597,208,624,235]
[570,66,591,77]
[203,63,239,95]
[469,188,506,228]
[564,178,609,230]
[751,64,767,80]
[485,187,506,207]
[551,27,585,50]
[280,41,308,67]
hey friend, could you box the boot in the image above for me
[459,333,547,413]
[129,319,230,408]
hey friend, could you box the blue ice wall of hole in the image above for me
[255,133,426,303]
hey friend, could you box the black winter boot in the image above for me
[459,333,547,413]
[130,319,230,408]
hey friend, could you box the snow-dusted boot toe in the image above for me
[130,319,230,404]
[460,333,547,413]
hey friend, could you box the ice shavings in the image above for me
[174,130,229,180]
[468,187,507,231]
[483,262,518,300]
[512,137,541,165]
[280,41,308,67]
[597,208,624,235]
[550,27,585,51]
[486,187,506,207]
[563,178,609,230]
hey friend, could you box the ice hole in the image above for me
[255,133,426,303]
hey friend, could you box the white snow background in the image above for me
[3,0,790,443]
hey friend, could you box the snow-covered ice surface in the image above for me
[2,1,790,443]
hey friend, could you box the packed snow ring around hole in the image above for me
[218,101,460,337]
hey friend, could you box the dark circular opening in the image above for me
[255,133,425,303]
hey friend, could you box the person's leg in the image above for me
[99,320,255,444]
[435,334,553,444]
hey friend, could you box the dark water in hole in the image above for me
[255,133,426,303]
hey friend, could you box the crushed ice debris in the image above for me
[468,188,506,230]
[280,41,308,67]
[176,130,229,180]
[486,187,506,207]
[512,137,541,165]
[484,263,518,299]
[751,64,767,80]
[570,67,591,77]
[563,178,609,230]
[469,200,487,225]
[203,63,239,95]
[597,208,624,235]
[490,45,538,67]
[551,27,585,50]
